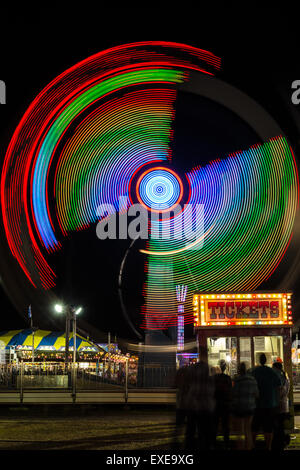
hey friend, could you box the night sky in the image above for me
[0,9,299,345]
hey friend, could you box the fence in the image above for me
[0,362,177,392]
[2,362,300,403]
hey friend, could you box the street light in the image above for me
[54,303,82,396]
[70,305,82,397]
[72,306,82,365]
[55,304,63,313]
[54,303,82,365]
[55,303,70,364]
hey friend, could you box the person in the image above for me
[231,362,259,450]
[172,364,191,449]
[251,353,282,450]
[272,361,290,451]
[213,359,232,449]
[210,365,221,376]
[185,361,215,450]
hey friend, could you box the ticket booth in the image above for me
[193,291,294,427]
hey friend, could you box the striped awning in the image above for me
[0,329,104,353]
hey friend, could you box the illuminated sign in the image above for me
[193,292,292,327]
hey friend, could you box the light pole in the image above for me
[55,303,82,394]
[28,305,35,364]
[70,306,82,397]
[55,304,82,366]
[72,306,82,365]
[55,304,70,365]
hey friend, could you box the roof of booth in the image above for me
[0,329,104,352]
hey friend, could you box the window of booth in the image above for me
[207,337,237,376]
[253,336,283,367]
[207,335,284,376]
[240,337,252,371]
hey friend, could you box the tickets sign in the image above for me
[193,293,292,327]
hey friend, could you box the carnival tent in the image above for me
[0,329,104,352]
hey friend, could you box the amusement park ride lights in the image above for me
[193,292,293,327]
[0,42,298,356]
[176,285,187,351]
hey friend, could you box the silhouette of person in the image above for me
[272,360,290,451]
[210,365,221,376]
[232,362,259,450]
[185,361,215,450]
[213,359,232,449]
[251,353,281,450]
[173,364,191,448]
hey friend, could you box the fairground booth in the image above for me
[193,291,293,379]
[193,291,295,429]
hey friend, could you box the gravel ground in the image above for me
[0,408,298,451]
[0,408,176,450]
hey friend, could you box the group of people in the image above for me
[174,353,290,451]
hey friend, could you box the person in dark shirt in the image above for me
[185,361,215,450]
[173,364,191,448]
[251,353,281,450]
[272,361,290,451]
[213,359,232,449]
[232,362,259,450]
